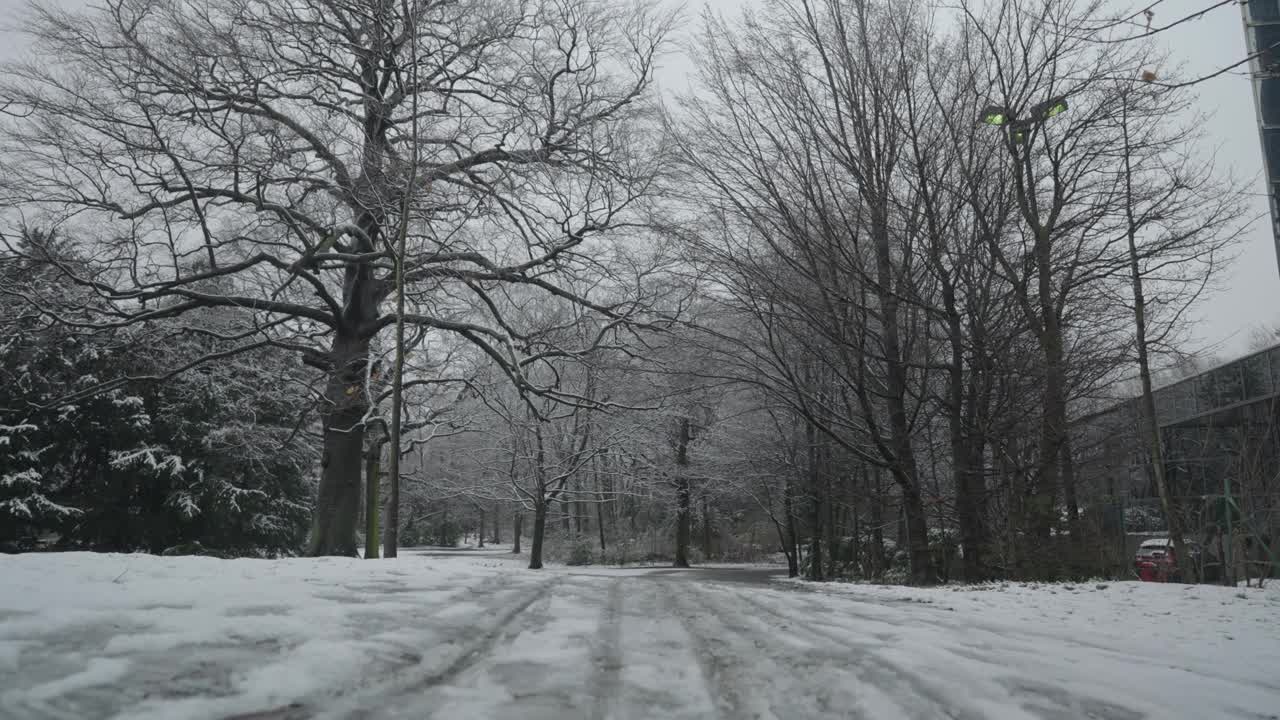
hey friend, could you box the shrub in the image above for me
[566,537,596,566]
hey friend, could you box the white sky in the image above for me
[2,0,1276,359]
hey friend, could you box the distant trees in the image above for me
[0,0,1255,582]
[669,0,1245,582]
[1,0,675,556]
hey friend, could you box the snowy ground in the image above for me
[2,550,1278,720]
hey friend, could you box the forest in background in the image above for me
[1,0,1272,584]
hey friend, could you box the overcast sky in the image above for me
[3,0,1276,360]
[664,0,1280,361]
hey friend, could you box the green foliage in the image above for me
[0,230,314,556]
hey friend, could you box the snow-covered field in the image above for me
[2,549,1278,719]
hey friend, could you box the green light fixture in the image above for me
[978,104,1012,126]
[1030,96,1068,122]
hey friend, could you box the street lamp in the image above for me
[977,96,1069,143]
[979,104,1012,126]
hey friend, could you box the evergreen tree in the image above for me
[1,230,314,554]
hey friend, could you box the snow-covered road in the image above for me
[2,550,1278,720]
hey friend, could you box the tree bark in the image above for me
[805,419,824,581]
[674,476,692,568]
[575,484,585,535]
[1060,435,1082,574]
[784,474,800,578]
[529,500,547,569]
[512,512,522,554]
[596,459,608,553]
[364,434,381,559]
[871,467,887,578]
[901,486,931,584]
[957,435,986,582]
[477,507,485,548]
[823,440,836,579]
[945,286,986,582]
[673,416,692,568]
[309,333,371,557]
[701,492,713,559]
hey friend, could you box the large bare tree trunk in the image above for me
[943,275,986,582]
[674,477,692,568]
[784,474,800,578]
[310,333,372,556]
[529,499,547,569]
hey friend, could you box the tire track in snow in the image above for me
[224,571,544,718]
[589,579,624,720]
[718,586,981,720]
[364,574,559,714]
[729,586,1164,720]
[402,576,559,692]
[678,581,1006,720]
[659,580,788,720]
[240,576,559,720]
[772,583,1277,717]
[790,581,1280,698]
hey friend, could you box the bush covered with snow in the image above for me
[0,230,315,556]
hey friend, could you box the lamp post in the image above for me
[976,94,1070,567]
[977,95,1071,215]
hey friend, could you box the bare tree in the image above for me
[1109,75,1246,582]
[677,0,940,583]
[0,0,674,555]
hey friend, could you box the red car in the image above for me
[1134,538,1199,582]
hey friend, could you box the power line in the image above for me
[1073,0,1170,32]
[1044,0,1237,45]
[1087,0,1237,44]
